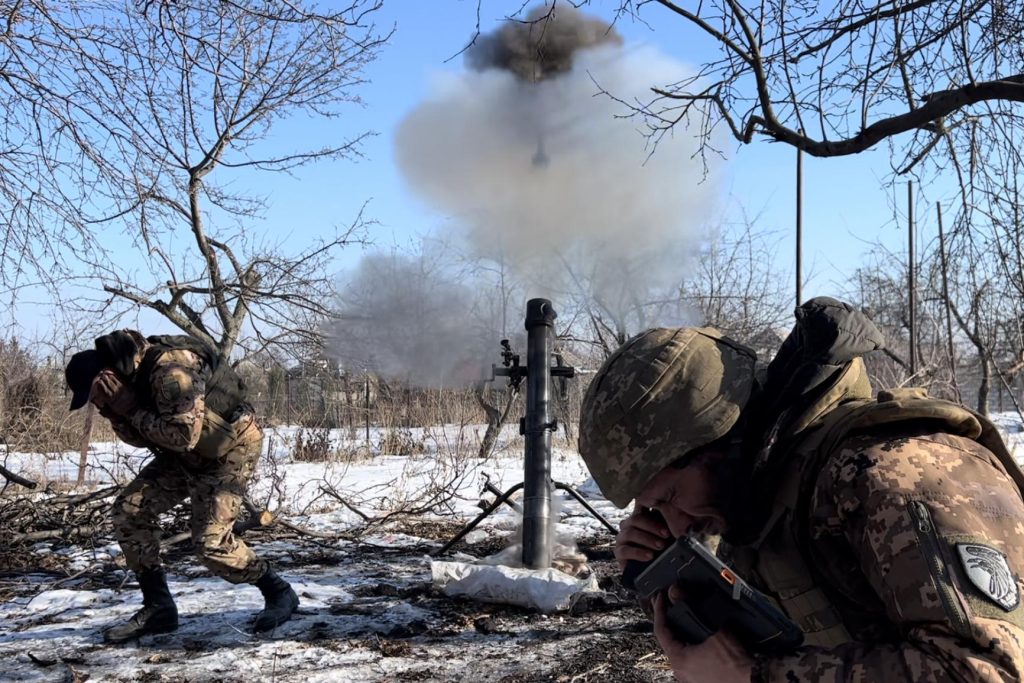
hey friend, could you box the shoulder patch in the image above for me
[159,367,194,402]
[957,543,1020,611]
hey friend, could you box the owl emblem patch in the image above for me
[957,544,1019,612]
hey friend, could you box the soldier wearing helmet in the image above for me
[579,297,1024,682]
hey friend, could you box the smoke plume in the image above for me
[395,5,718,338]
[331,246,510,386]
[465,5,623,82]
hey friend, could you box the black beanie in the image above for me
[94,330,140,378]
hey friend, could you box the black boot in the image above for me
[104,569,179,643]
[253,568,299,632]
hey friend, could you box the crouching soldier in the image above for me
[580,299,1024,681]
[65,330,299,643]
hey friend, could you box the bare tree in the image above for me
[2,1,388,362]
[589,0,1024,170]
[679,212,791,355]
[332,240,533,457]
[952,120,1024,385]
[556,253,663,355]
[849,241,959,397]
[466,252,523,459]
[0,1,130,288]
[934,134,1024,414]
[849,192,1024,414]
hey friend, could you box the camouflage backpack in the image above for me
[135,334,248,421]
[134,335,251,458]
[732,373,1024,647]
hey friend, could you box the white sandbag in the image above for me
[480,542,589,577]
[431,560,599,613]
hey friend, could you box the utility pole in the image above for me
[796,147,803,308]
[936,202,961,402]
[364,374,371,444]
[908,181,916,377]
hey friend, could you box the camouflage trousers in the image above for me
[111,414,268,584]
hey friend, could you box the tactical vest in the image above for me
[731,373,1024,647]
[136,335,250,458]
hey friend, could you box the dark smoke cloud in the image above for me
[331,246,509,387]
[466,4,623,82]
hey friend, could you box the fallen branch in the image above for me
[2,485,118,546]
[11,524,106,543]
[47,566,97,589]
[28,653,56,667]
[52,486,119,506]
[240,497,275,528]
[276,517,355,541]
[0,463,37,489]
[318,484,370,520]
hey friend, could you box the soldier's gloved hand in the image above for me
[89,369,121,407]
[91,370,138,416]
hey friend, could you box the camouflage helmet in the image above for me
[578,327,757,508]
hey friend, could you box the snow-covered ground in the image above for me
[0,424,668,682]
[3,413,1024,682]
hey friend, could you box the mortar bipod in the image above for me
[432,475,618,557]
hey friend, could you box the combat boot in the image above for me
[253,568,299,632]
[104,569,178,643]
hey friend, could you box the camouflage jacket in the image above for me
[109,348,207,454]
[749,373,1024,681]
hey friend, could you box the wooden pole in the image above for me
[364,375,370,444]
[76,403,95,486]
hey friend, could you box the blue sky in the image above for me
[261,0,926,304]
[11,1,944,342]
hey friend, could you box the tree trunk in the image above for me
[978,355,991,416]
[476,382,518,460]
